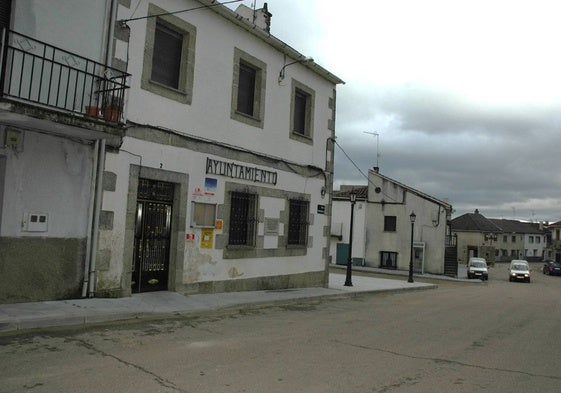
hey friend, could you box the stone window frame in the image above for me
[289,79,315,145]
[141,3,196,104]
[230,47,267,129]
[217,182,312,259]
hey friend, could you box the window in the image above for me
[141,4,196,104]
[529,236,534,243]
[380,252,397,269]
[512,235,516,242]
[290,80,315,144]
[503,235,508,242]
[536,236,541,244]
[152,22,183,89]
[191,202,216,228]
[228,192,257,246]
[231,48,266,128]
[384,216,397,232]
[287,199,309,246]
[237,63,257,116]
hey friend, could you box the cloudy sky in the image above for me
[230,0,561,222]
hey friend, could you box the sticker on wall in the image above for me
[204,177,217,197]
[215,219,223,230]
[200,228,214,249]
[185,233,196,241]
[192,186,204,200]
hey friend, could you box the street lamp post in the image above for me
[344,191,357,286]
[408,211,416,283]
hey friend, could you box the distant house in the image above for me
[545,221,561,262]
[331,169,454,275]
[451,210,546,264]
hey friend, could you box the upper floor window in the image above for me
[536,236,541,244]
[152,22,182,89]
[287,199,309,246]
[529,236,534,243]
[512,235,516,242]
[503,235,508,242]
[290,80,315,144]
[141,4,196,104]
[231,48,266,128]
[384,216,396,232]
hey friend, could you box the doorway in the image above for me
[132,178,174,293]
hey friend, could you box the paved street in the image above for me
[1,264,560,393]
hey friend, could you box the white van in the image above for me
[467,257,488,280]
[509,260,530,283]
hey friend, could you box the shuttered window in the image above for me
[237,63,256,116]
[293,89,309,135]
[151,22,183,89]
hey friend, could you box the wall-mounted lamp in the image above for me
[278,57,314,83]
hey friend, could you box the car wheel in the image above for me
[527,278,531,283]
[509,277,512,282]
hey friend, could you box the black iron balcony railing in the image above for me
[0,29,130,123]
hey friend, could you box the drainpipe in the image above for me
[88,139,106,297]
[82,140,100,297]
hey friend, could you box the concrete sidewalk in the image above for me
[0,273,437,334]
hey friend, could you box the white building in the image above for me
[0,0,344,303]
[331,169,454,275]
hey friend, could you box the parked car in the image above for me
[543,260,561,276]
[467,257,488,280]
[509,260,530,283]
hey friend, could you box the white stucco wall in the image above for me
[123,0,334,170]
[102,136,329,285]
[12,0,109,62]
[0,130,93,238]
[364,171,449,274]
[330,199,366,264]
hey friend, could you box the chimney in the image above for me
[235,2,272,33]
[474,209,480,214]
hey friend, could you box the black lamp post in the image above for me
[344,191,357,286]
[408,211,416,283]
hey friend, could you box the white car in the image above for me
[509,260,530,283]
[467,257,488,280]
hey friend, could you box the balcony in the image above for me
[0,29,130,124]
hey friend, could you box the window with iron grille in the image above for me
[228,192,257,246]
[288,199,309,246]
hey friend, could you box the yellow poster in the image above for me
[201,228,214,249]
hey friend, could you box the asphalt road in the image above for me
[1,263,560,393]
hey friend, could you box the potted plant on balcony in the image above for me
[102,94,123,123]
[85,93,100,118]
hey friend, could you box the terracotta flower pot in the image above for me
[85,106,100,117]
[103,108,120,123]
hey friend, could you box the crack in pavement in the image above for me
[333,339,561,381]
[68,338,188,393]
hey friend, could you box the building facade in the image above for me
[331,170,453,275]
[0,0,344,303]
[451,211,546,265]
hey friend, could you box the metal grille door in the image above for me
[132,179,174,293]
